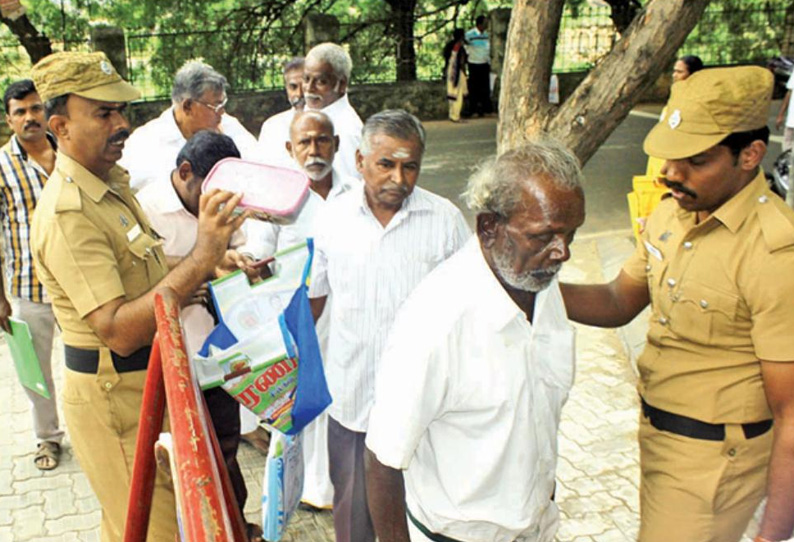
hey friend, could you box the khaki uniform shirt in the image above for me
[31,152,168,349]
[623,172,794,424]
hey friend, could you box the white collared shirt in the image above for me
[240,169,355,259]
[136,178,244,358]
[258,107,297,169]
[120,106,260,192]
[310,184,471,431]
[309,94,363,180]
[366,238,575,542]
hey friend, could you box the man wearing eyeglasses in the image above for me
[120,59,258,193]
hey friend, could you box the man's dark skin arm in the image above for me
[310,295,327,323]
[365,448,411,542]
[84,190,247,356]
[757,360,794,541]
[560,270,651,327]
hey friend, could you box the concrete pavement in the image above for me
[0,112,777,540]
[0,232,761,541]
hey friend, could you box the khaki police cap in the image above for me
[643,66,772,160]
[31,51,140,103]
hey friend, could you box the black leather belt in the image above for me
[406,508,464,542]
[641,398,772,441]
[64,345,150,374]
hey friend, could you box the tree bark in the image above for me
[497,0,565,152]
[1,12,52,64]
[385,0,418,82]
[498,0,711,166]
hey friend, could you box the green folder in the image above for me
[5,318,50,399]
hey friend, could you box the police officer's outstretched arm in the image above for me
[560,271,650,328]
[757,360,794,541]
[85,189,246,356]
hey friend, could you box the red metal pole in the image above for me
[201,393,249,542]
[154,288,236,541]
[124,338,166,542]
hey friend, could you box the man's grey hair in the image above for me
[305,43,352,82]
[283,57,304,76]
[171,60,228,104]
[464,139,584,218]
[359,109,426,156]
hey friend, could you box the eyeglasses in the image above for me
[193,96,228,114]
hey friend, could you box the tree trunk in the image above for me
[385,0,418,82]
[1,13,52,64]
[497,1,565,152]
[498,0,711,166]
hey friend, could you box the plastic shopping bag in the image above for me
[262,430,304,541]
[196,240,331,434]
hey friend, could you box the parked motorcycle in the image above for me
[767,149,790,198]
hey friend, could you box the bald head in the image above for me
[290,110,334,140]
[287,110,338,182]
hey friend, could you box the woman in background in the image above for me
[443,28,468,122]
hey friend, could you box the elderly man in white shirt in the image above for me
[258,57,305,169]
[120,59,258,192]
[135,130,261,539]
[365,140,586,542]
[241,109,354,509]
[302,43,363,180]
[309,110,470,542]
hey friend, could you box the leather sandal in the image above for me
[34,441,61,471]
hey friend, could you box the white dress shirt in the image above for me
[310,94,363,180]
[310,184,471,431]
[366,238,575,542]
[120,106,260,192]
[257,108,297,169]
[136,178,244,359]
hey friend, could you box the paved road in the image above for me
[2,102,784,540]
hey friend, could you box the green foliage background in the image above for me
[0,0,790,99]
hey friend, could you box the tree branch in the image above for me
[545,0,710,164]
[1,12,52,64]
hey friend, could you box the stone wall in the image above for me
[0,73,671,146]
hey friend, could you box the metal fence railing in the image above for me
[0,3,790,99]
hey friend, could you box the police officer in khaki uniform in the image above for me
[560,67,794,542]
[30,52,247,541]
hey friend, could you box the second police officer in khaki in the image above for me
[30,51,247,541]
[561,66,794,542]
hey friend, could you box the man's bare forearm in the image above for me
[365,449,410,542]
[758,419,794,540]
[560,271,650,328]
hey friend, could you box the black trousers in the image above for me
[467,62,492,115]
[204,387,246,516]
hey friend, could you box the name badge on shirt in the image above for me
[643,240,663,261]
[126,223,142,243]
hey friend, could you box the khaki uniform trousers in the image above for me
[638,413,772,542]
[62,347,177,541]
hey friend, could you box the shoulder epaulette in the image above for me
[53,177,82,213]
[756,194,794,252]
